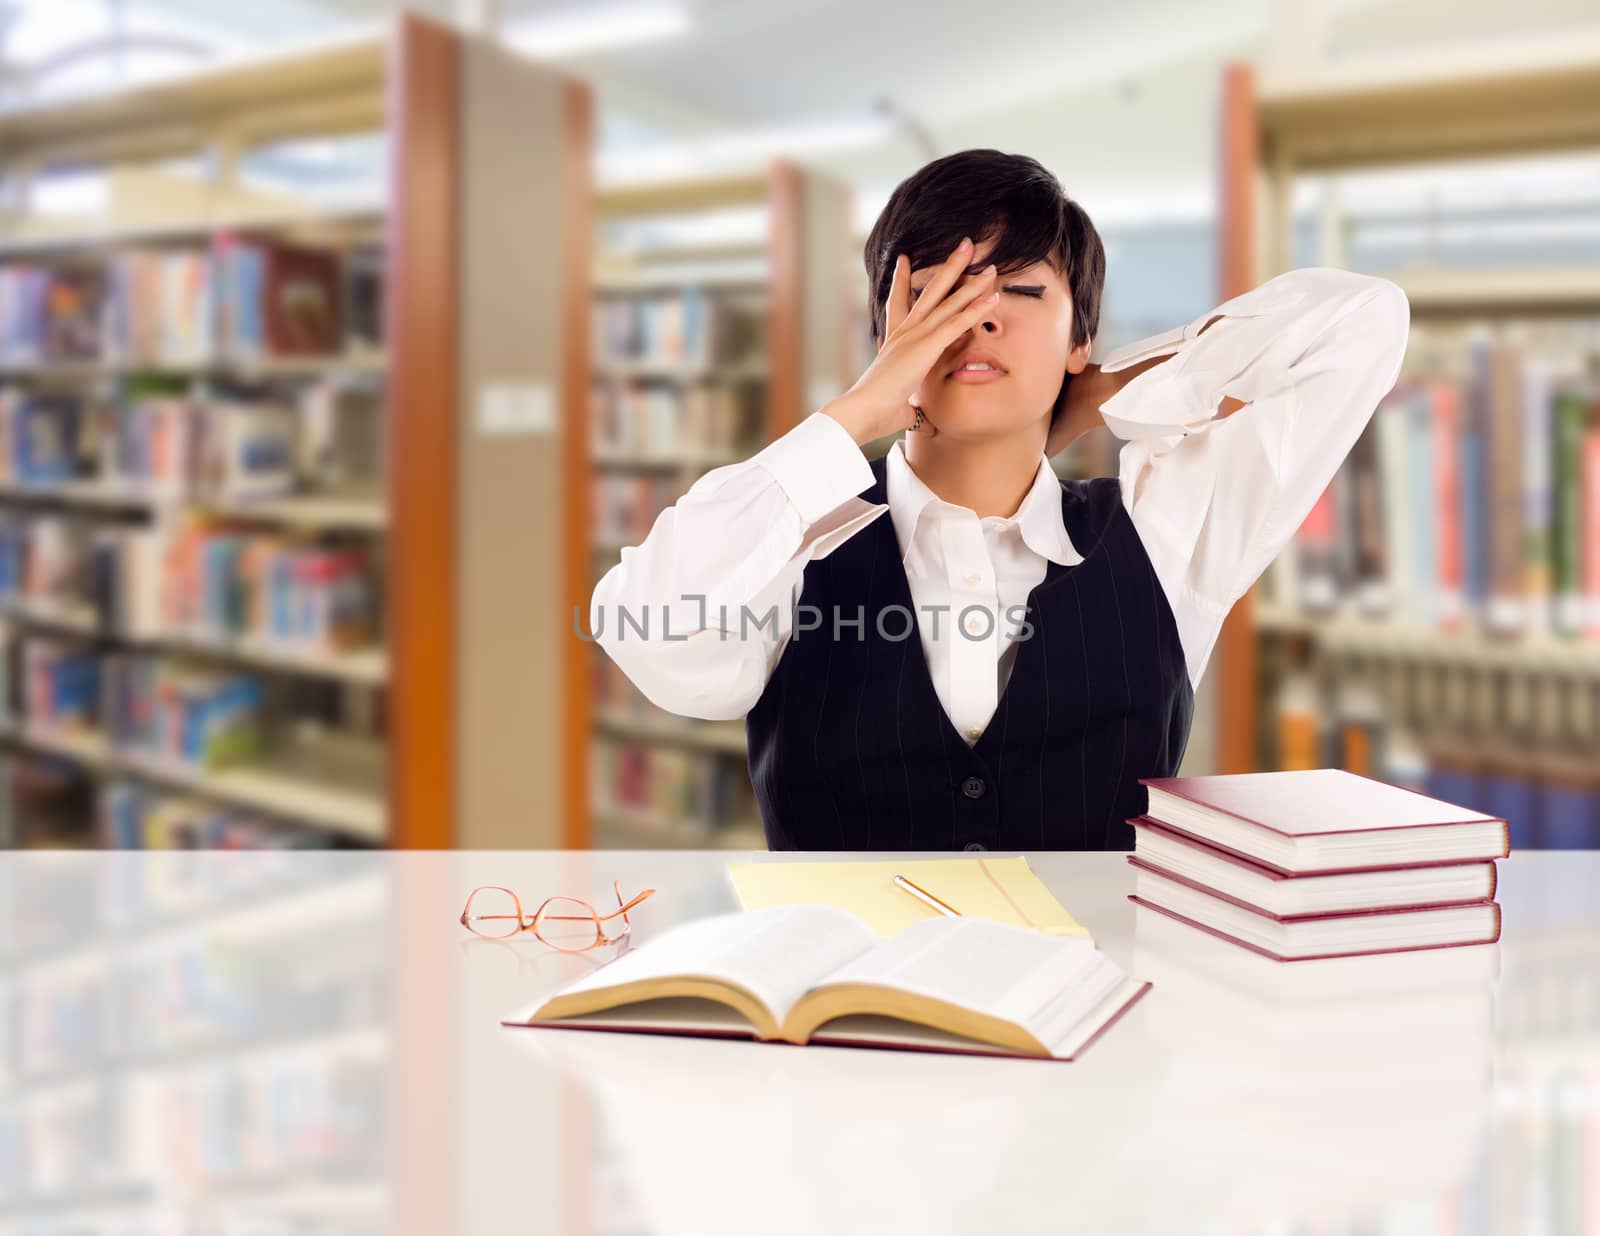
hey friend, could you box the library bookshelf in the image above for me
[585,163,856,850]
[1213,46,1600,838]
[0,16,592,850]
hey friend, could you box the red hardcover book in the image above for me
[1138,768,1510,875]
[264,242,343,355]
[1129,820,1498,918]
[1129,866,1502,963]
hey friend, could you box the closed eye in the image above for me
[911,284,1045,300]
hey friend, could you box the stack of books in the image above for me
[1127,768,1509,962]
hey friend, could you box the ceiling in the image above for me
[14,0,1600,221]
[94,0,1295,135]
[116,0,1299,214]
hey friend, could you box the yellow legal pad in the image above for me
[725,856,1086,939]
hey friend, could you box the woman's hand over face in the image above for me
[821,237,999,447]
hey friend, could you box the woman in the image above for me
[589,149,1409,850]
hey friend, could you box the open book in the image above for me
[502,904,1149,1061]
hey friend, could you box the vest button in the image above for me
[964,842,987,852]
[961,776,986,799]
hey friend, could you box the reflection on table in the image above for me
[1,849,1597,1236]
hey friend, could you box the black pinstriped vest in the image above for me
[744,454,1194,851]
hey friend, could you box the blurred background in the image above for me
[2,7,1600,1224]
[0,0,1597,852]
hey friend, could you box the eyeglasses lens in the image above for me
[464,887,524,939]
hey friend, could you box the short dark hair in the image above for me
[862,148,1105,352]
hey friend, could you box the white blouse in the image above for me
[588,265,1411,745]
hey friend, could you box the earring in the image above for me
[911,408,925,431]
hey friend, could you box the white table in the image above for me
[2,849,1596,1236]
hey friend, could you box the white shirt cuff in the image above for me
[1099,364,1217,441]
[752,410,876,525]
[1098,323,1187,374]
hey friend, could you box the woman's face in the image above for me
[907,232,1092,441]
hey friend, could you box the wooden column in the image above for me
[1216,61,1261,774]
[386,13,460,847]
[453,37,592,849]
[768,159,804,438]
[559,80,595,848]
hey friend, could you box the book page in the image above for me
[534,905,878,1026]
[520,996,762,1036]
[807,917,1111,1035]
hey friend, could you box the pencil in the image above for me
[893,873,961,917]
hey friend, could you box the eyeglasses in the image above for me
[458,880,656,952]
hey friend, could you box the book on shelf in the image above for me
[0,514,90,605]
[106,249,216,364]
[0,264,115,364]
[215,234,345,358]
[104,395,192,497]
[193,401,300,502]
[2,381,380,519]
[0,391,82,484]
[1138,767,1510,874]
[1481,342,1526,632]
[592,735,756,837]
[5,635,269,774]
[1129,865,1501,962]
[104,655,265,771]
[0,238,359,370]
[20,635,102,729]
[590,379,761,458]
[0,265,52,363]
[1272,343,1600,638]
[343,246,384,353]
[99,780,335,848]
[0,512,379,658]
[1129,819,1499,917]
[0,750,96,848]
[1433,382,1464,625]
[43,267,107,361]
[503,904,1148,1062]
[592,287,766,369]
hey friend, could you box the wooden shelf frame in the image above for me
[0,595,388,684]
[0,15,552,850]
[0,716,385,841]
[1257,31,1600,173]
[1221,46,1600,773]
[0,27,387,179]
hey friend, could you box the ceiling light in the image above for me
[507,2,689,58]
